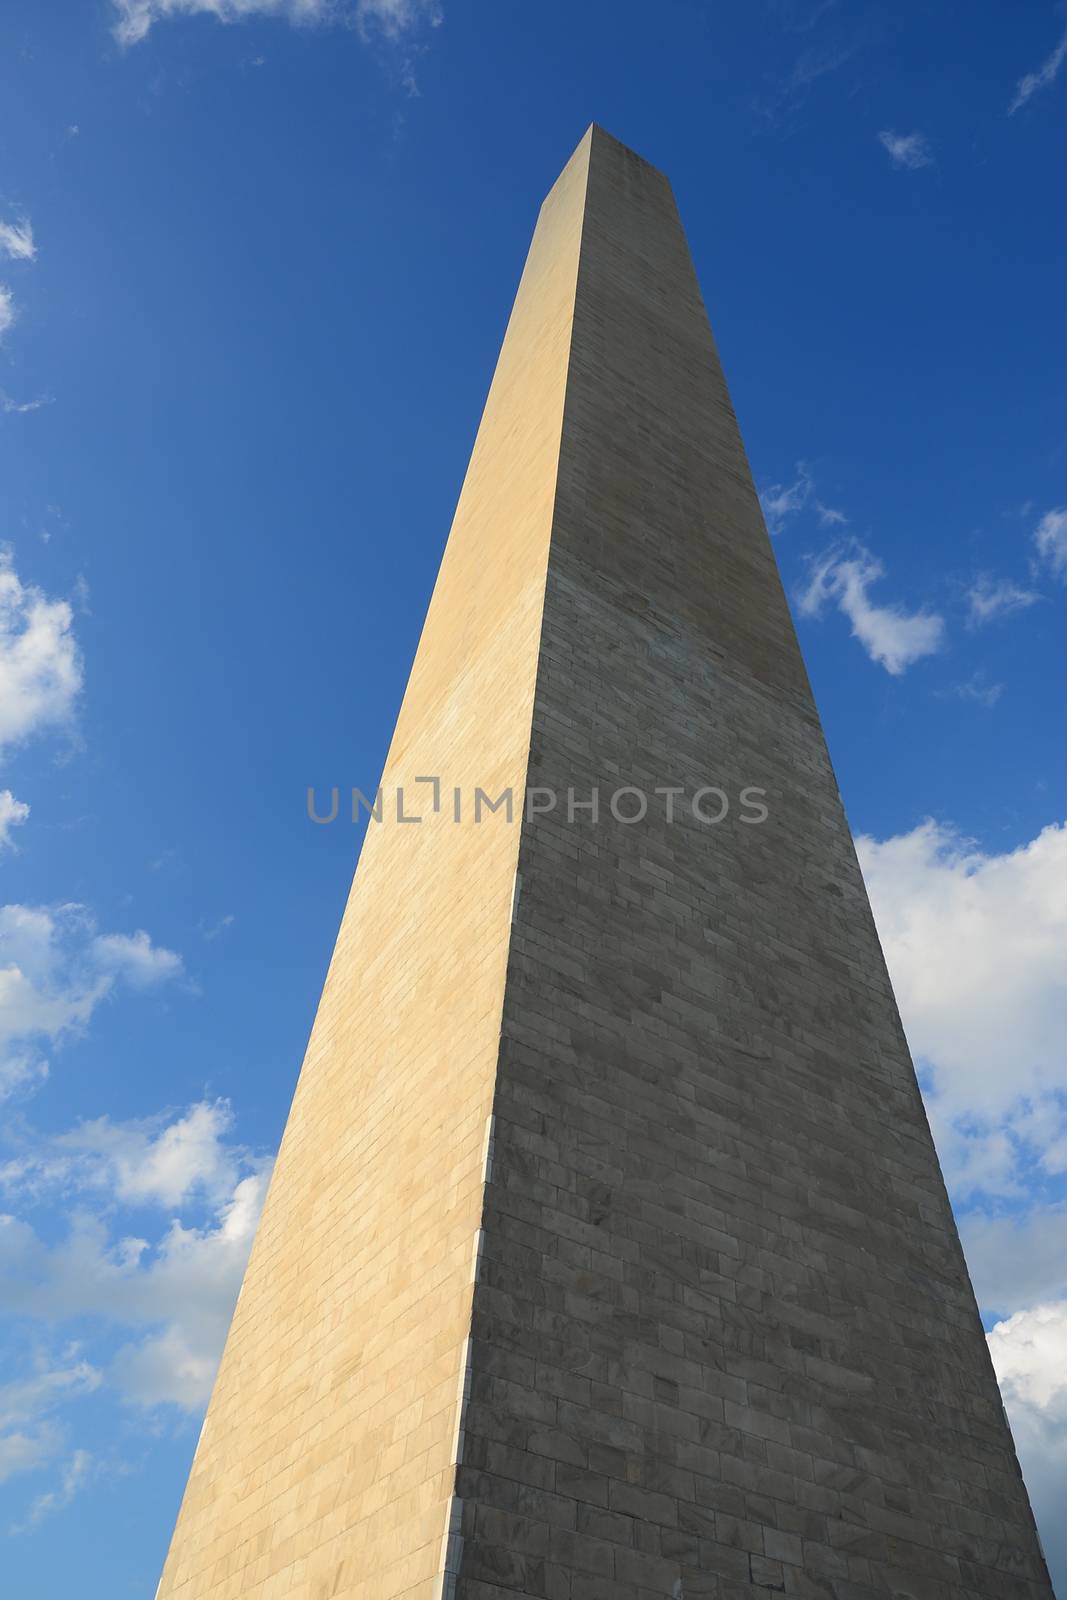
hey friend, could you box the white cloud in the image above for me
[858,819,1067,1193]
[2,1100,247,1211]
[967,572,1041,625]
[860,816,1067,1562]
[1034,507,1067,578]
[1010,22,1067,115]
[91,929,183,990]
[761,465,812,534]
[0,287,14,340]
[0,1163,269,1412]
[0,552,82,757]
[0,903,183,1099]
[0,391,50,416]
[0,790,30,851]
[16,1447,93,1529]
[878,130,933,170]
[355,0,441,42]
[0,219,35,263]
[799,543,944,674]
[759,462,846,536]
[0,1428,55,1485]
[987,1300,1067,1581]
[0,1359,100,1490]
[948,673,1003,708]
[111,0,440,46]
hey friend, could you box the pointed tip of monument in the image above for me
[573,123,667,179]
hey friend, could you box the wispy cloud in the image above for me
[948,672,1003,708]
[877,130,933,170]
[758,461,845,535]
[760,466,813,535]
[0,903,184,1099]
[14,1448,93,1531]
[111,0,441,46]
[0,287,15,341]
[356,0,441,41]
[1010,21,1067,114]
[751,20,863,130]
[0,219,35,263]
[774,0,839,33]
[798,542,944,673]
[0,391,51,416]
[967,572,1041,625]
[1034,507,1067,577]
[0,1361,100,1503]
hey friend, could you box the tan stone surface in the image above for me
[156,131,594,1600]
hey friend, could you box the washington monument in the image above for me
[158,127,1053,1600]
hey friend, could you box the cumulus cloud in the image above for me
[111,0,441,46]
[0,552,82,757]
[987,1301,1067,1581]
[967,572,1041,625]
[0,903,183,1098]
[859,813,1067,1557]
[798,543,944,674]
[1010,22,1067,115]
[0,1159,269,1411]
[0,790,30,852]
[2,1101,247,1211]
[1034,507,1067,578]
[0,219,35,263]
[992,1306,1067,1416]
[858,819,1067,1193]
[878,130,933,170]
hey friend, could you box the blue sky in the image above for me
[1,1,1066,1593]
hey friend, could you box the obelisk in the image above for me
[158,127,1052,1600]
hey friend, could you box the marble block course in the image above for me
[156,126,1054,1600]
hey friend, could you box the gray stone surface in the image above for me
[455,127,1053,1599]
